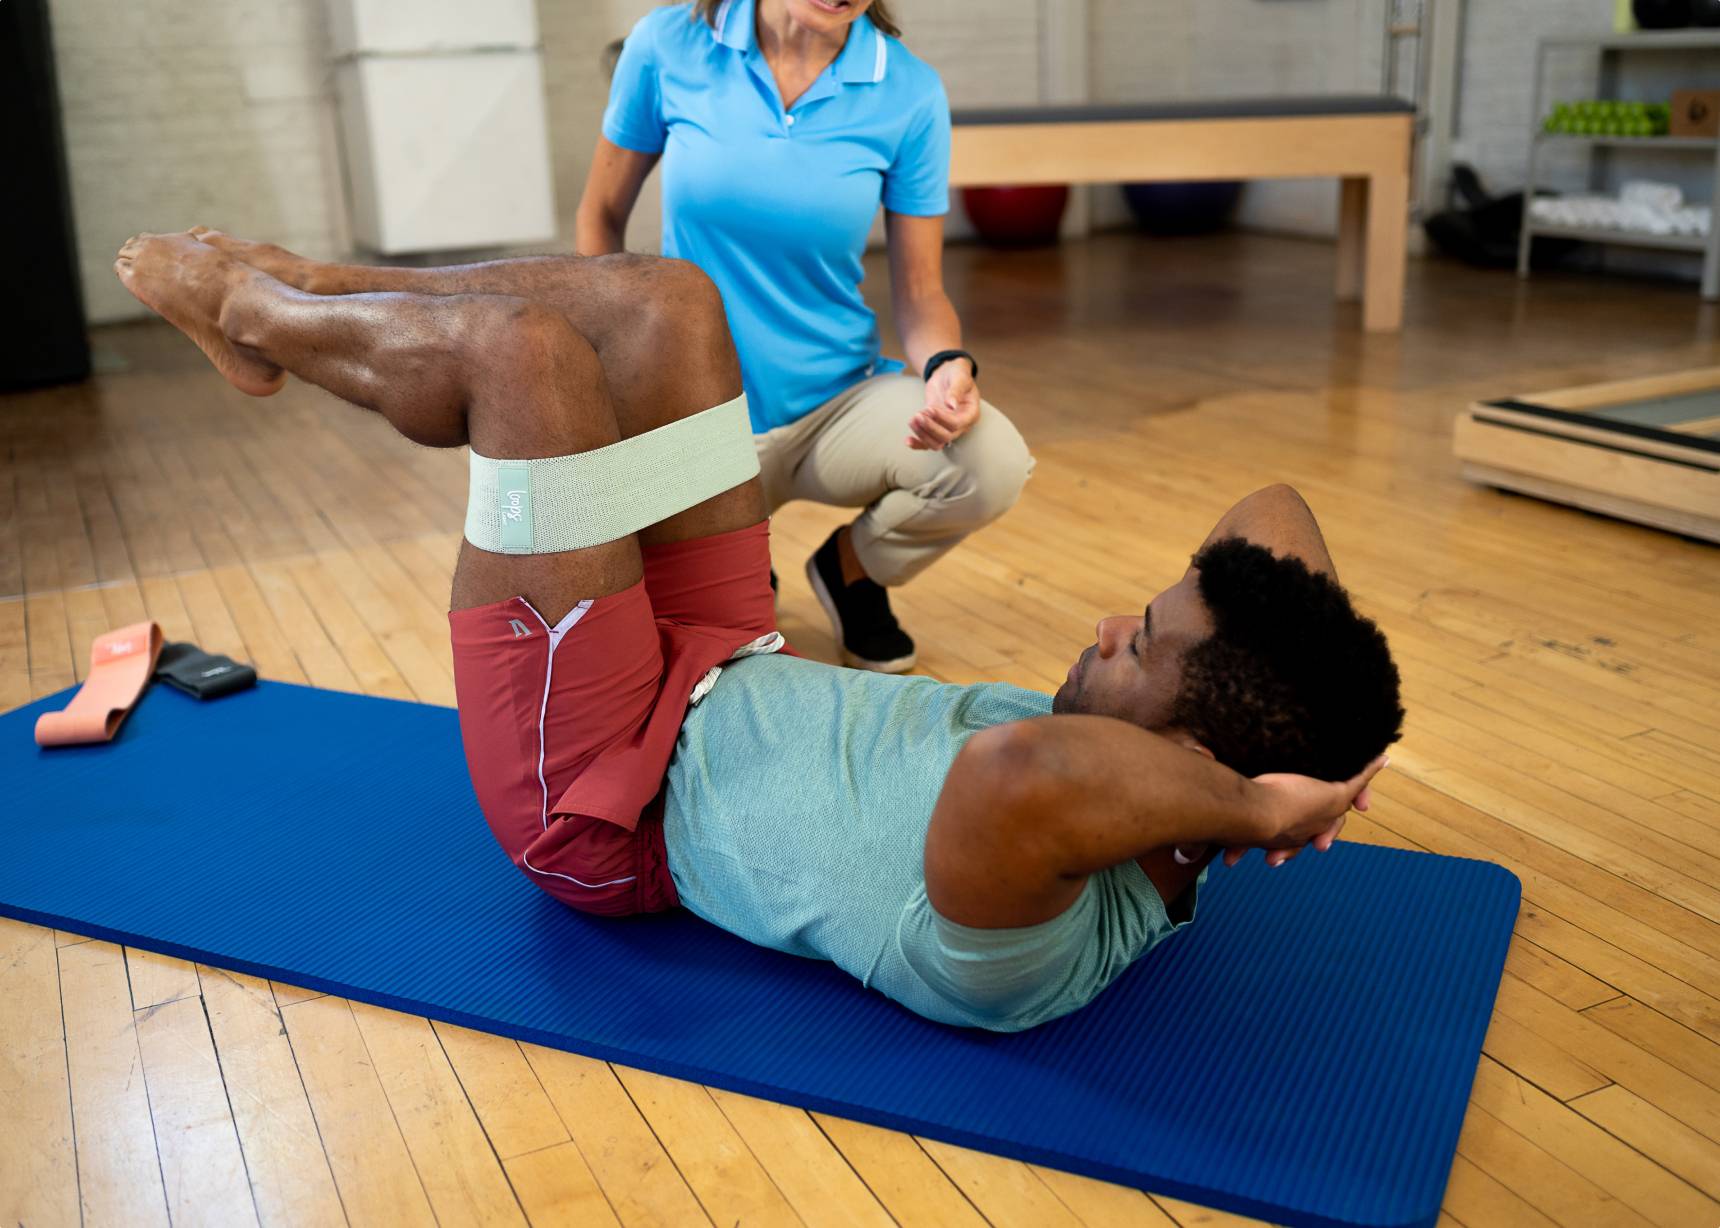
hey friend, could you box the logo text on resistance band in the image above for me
[497,463,533,550]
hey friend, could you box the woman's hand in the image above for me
[1222,754,1388,869]
[907,359,982,451]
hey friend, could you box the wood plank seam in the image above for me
[57,935,84,1226]
[425,1018,537,1226]
[329,1003,448,1221]
[115,943,180,1225]
[795,1112,908,1223]
[187,984,269,1226]
[607,1062,758,1227]
[266,983,358,1227]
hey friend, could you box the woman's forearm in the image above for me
[574,138,658,256]
[574,205,626,257]
[894,288,965,375]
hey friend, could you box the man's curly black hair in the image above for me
[1169,538,1404,781]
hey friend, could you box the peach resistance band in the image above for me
[34,621,164,747]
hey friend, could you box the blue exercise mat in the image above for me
[2,682,1518,1228]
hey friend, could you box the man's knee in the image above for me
[598,260,739,424]
[466,298,593,379]
[458,297,607,452]
[636,259,731,358]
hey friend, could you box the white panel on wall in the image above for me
[336,53,557,253]
[327,0,539,58]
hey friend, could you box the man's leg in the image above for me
[116,230,658,618]
[186,231,759,550]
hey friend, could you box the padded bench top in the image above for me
[952,95,1415,126]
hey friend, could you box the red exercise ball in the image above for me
[960,185,1069,247]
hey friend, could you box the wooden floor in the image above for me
[3,232,1719,1228]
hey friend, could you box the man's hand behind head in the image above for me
[1224,754,1388,869]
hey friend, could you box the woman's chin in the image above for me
[793,0,858,25]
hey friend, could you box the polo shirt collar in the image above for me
[710,0,888,85]
[834,11,886,83]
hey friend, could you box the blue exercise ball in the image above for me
[1122,181,1244,236]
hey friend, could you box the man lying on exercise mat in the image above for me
[116,230,1403,1032]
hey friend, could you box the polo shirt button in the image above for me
[785,114,796,126]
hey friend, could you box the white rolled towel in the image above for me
[1529,193,1710,237]
[1620,179,1683,212]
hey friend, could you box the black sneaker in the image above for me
[806,529,917,673]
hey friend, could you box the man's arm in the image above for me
[1200,484,1337,580]
[1197,484,1352,869]
[924,715,1382,928]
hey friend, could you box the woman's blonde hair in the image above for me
[691,0,901,39]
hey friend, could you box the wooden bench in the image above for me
[949,97,1416,333]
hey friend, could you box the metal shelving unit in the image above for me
[1516,30,1720,299]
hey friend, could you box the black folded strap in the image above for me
[154,642,257,700]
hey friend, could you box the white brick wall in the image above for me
[897,0,1043,107]
[51,0,349,322]
[1086,0,1719,254]
[1088,0,1387,236]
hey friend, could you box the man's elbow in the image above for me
[1251,483,1309,513]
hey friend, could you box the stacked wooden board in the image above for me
[1456,368,1720,542]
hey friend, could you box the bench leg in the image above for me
[1362,171,1408,333]
[1336,177,1366,302]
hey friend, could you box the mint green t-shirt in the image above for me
[661,654,1199,1031]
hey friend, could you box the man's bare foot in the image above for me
[189,227,324,294]
[114,232,286,397]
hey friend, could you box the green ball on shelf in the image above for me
[1541,98,1684,141]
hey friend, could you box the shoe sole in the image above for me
[804,554,917,674]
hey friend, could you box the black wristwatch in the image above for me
[923,349,977,382]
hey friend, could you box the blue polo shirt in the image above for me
[602,0,951,433]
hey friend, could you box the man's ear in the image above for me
[1162,728,1215,760]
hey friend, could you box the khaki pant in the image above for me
[754,373,1034,585]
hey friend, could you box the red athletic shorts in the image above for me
[449,520,778,917]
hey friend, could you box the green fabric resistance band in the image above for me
[464,395,758,555]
